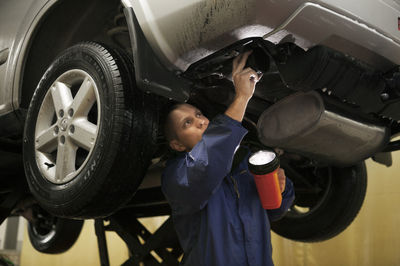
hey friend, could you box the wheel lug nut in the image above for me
[59,110,64,117]
[54,126,59,134]
[68,108,74,117]
[60,135,65,144]
[69,125,75,134]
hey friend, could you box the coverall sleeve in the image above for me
[162,114,248,215]
[267,177,295,222]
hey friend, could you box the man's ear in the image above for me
[169,140,186,152]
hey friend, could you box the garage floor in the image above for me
[19,153,400,266]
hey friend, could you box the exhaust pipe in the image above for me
[257,91,390,166]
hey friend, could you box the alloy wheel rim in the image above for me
[34,69,101,184]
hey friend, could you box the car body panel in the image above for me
[0,0,394,239]
[264,3,400,71]
[0,0,54,115]
[128,0,400,71]
[0,0,36,115]
[2,0,400,115]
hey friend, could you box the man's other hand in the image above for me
[277,168,286,193]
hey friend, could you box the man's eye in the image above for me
[196,112,202,118]
[184,120,192,126]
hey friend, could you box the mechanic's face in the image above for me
[169,104,209,152]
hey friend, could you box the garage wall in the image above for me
[20,220,130,266]
[272,151,400,266]
[20,217,169,266]
[20,153,400,265]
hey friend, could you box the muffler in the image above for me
[257,91,390,166]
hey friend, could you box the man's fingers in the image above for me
[236,50,252,72]
[240,67,260,82]
[232,50,253,74]
[241,67,257,75]
[241,50,252,61]
[232,54,240,70]
[277,168,285,178]
[232,54,243,74]
[280,179,286,193]
[278,168,286,193]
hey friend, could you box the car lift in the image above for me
[94,208,183,266]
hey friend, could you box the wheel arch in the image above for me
[19,0,126,110]
[19,0,192,115]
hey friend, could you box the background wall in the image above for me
[20,153,400,266]
[272,152,400,266]
[20,220,129,266]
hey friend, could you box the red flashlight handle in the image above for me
[253,169,282,209]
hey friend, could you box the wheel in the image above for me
[28,207,83,254]
[271,161,367,242]
[23,42,157,218]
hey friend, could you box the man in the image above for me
[162,51,295,266]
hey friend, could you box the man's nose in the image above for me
[197,118,205,128]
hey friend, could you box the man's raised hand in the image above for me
[232,51,261,100]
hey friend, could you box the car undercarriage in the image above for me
[1,0,400,259]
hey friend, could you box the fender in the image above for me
[122,2,191,102]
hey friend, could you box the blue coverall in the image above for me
[162,114,295,266]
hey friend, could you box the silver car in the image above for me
[1,0,400,253]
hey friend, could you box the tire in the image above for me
[271,161,367,242]
[23,42,157,218]
[28,211,83,254]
